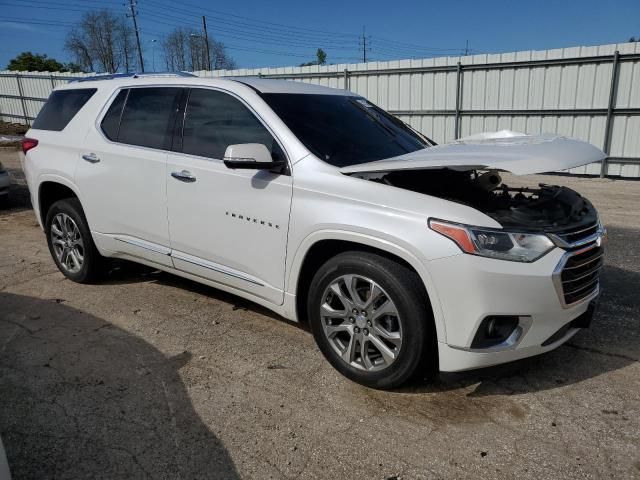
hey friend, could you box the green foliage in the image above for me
[6,52,73,72]
[316,48,327,65]
[299,48,328,67]
[63,62,83,73]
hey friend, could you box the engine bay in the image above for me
[372,169,598,231]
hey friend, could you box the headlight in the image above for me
[429,218,555,262]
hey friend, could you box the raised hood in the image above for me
[340,131,606,176]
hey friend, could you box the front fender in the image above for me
[286,228,448,343]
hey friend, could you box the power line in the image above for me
[148,0,359,39]
[136,27,359,62]
[7,0,468,57]
[6,0,122,7]
[371,35,468,52]
[3,0,476,66]
[137,6,358,48]
[2,2,94,13]
[7,0,468,59]
[2,17,76,27]
[140,11,358,51]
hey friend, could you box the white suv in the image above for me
[22,73,606,388]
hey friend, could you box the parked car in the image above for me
[21,74,606,388]
[0,435,10,480]
[0,161,10,200]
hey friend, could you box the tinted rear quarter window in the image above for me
[32,88,97,131]
[118,87,183,150]
[100,89,128,141]
[182,88,282,160]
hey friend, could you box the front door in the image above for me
[166,88,293,305]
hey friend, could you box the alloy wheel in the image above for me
[320,274,403,372]
[50,213,85,274]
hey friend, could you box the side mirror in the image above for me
[223,143,284,170]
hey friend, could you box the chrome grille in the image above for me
[555,243,604,307]
[550,221,600,248]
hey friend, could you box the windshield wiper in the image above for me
[349,98,398,138]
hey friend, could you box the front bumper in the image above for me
[426,247,599,372]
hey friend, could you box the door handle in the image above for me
[171,170,196,183]
[82,153,100,163]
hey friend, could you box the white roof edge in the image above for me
[54,75,356,96]
[228,77,356,95]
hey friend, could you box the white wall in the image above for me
[1,42,639,177]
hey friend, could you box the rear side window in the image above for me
[118,87,183,150]
[182,88,283,160]
[32,88,96,131]
[100,89,128,141]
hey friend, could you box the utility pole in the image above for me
[202,15,212,71]
[128,0,144,72]
[359,26,370,63]
[464,39,469,56]
[151,39,157,72]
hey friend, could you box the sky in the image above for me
[0,0,639,71]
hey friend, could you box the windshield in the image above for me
[260,93,433,167]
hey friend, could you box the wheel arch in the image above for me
[288,231,446,343]
[38,179,80,226]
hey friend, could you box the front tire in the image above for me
[45,198,105,283]
[308,251,435,389]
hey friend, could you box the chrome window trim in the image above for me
[94,85,184,154]
[93,84,292,173]
[174,86,291,172]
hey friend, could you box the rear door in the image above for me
[166,87,293,305]
[76,86,184,267]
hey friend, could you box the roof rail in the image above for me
[71,71,196,83]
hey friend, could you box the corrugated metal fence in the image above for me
[2,42,639,177]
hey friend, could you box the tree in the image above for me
[63,63,83,73]
[162,27,235,71]
[316,48,327,65]
[299,48,328,67]
[65,9,137,73]
[7,52,66,72]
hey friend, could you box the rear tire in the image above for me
[45,198,105,283]
[308,251,436,389]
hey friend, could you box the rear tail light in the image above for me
[22,137,38,154]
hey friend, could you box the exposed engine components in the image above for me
[475,170,502,192]
[375,168,597,232]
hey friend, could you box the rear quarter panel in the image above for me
[23,86,113,226]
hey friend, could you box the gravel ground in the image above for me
[0,148,639,479]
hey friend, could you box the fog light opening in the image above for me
[471,315,521,349]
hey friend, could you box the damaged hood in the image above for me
[340,132,606,176]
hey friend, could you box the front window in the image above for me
[181,88,285,161]
[261,93,432,167]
